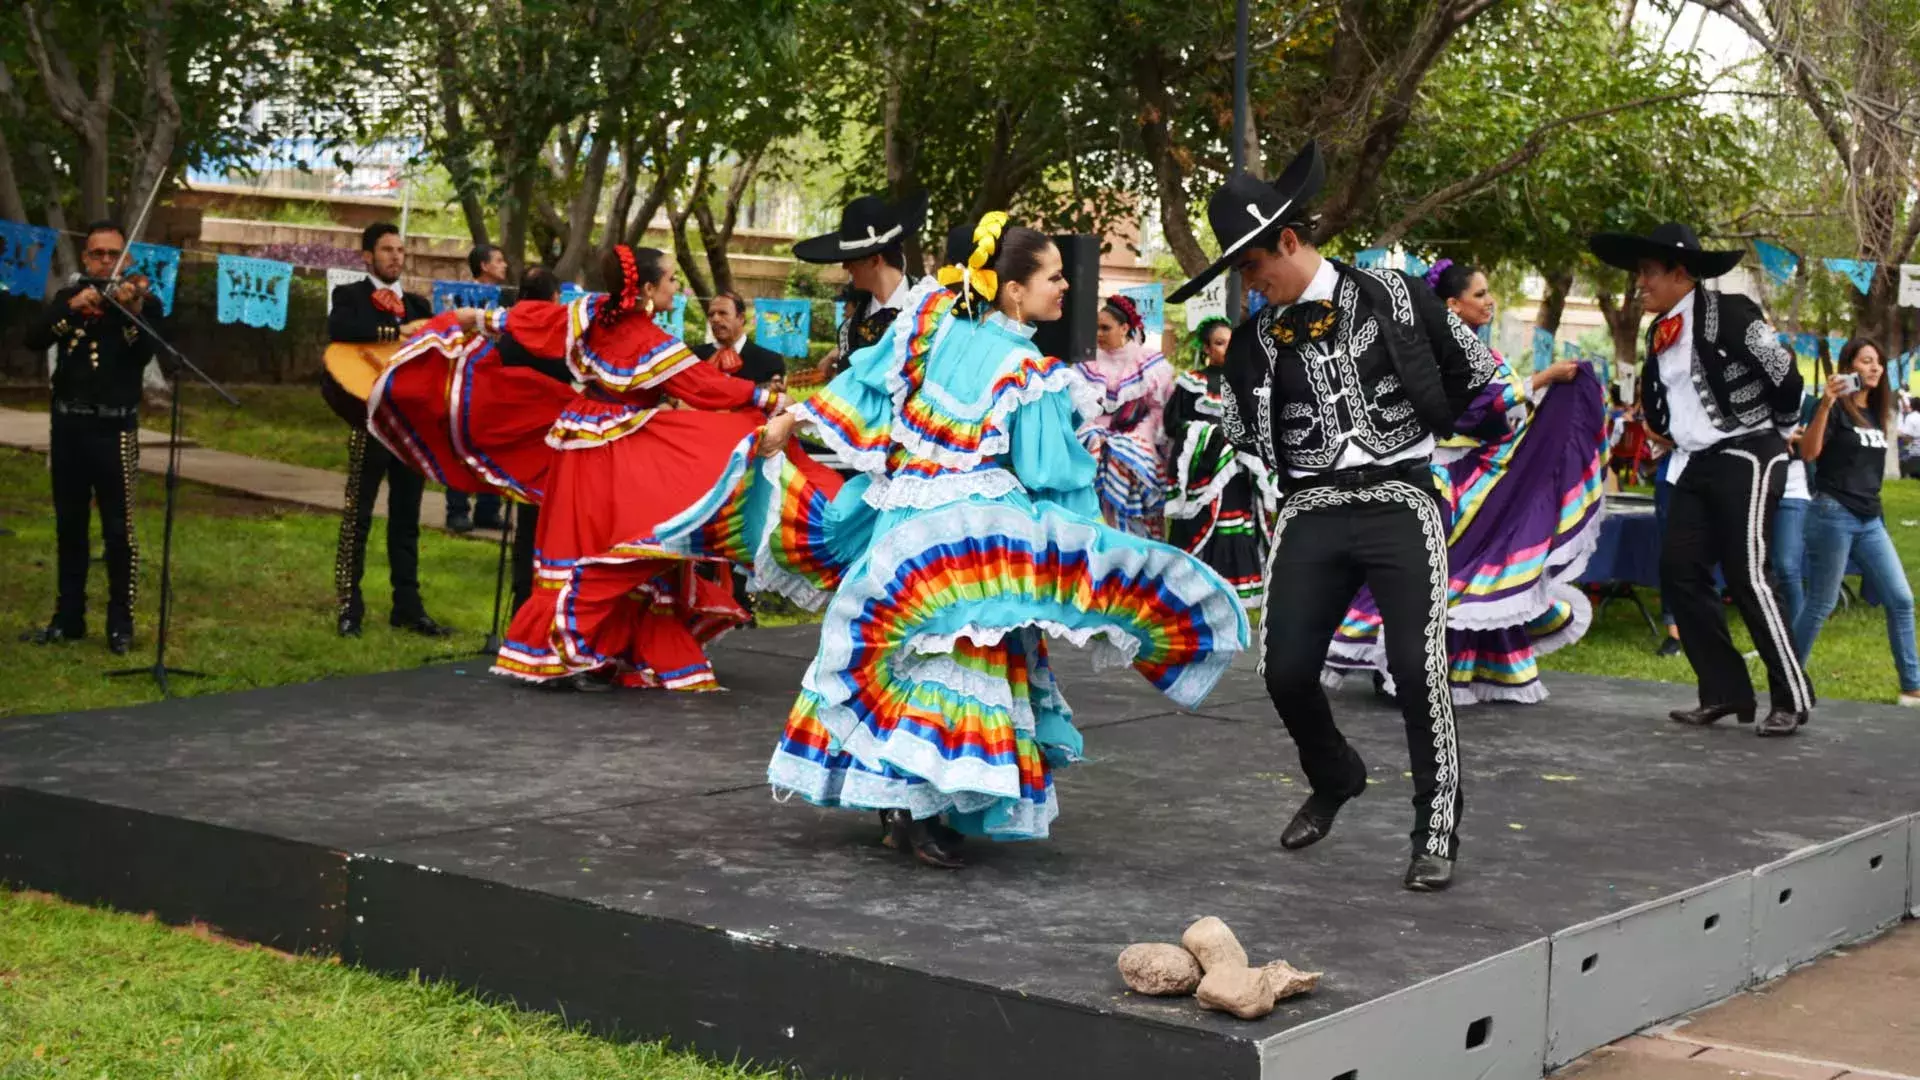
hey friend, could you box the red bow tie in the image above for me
[371,289,406,318]
[1652,313,1685,355]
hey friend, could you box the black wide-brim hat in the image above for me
[793,191,931,264]
[1588,221,1744,280]
[1169,141,1326,304]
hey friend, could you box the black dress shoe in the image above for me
[108,629,133,655]
[446,512,474,533]
[880,809,965,869]
[337,612,363,638]
[472,511,505,530]
[391,613,453,638]
[1280,803,1340,851]
[1670,702,1755,726]
[1404,854,1455,892]
[1655,636,1683,658]
[20,622,84,645]
[1755,708,1806,737]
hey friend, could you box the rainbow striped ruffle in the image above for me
[490,432,765,685]
[1324,368,1608,704]
[767,499,1249,839]
[1080,426,1165,537]
[565,294,700,392]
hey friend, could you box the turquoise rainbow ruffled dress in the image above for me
[758,283,1250,839]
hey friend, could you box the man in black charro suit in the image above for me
[327,221,449,639]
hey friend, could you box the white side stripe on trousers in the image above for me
[1726,449,1814,713]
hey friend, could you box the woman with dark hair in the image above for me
[1791,337,1920,706]
[754,214,1248,867]
[1075,292,1173,535]
[1164,316,1278,607]
[1324,258,1609,704]
[374,245,836,692]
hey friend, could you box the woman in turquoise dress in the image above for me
[753,214,1250,869]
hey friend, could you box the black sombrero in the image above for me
[793,191,930,264]
[1588,222,1744,280]
[1169,141,1326,304]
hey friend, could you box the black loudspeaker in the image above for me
[1033,233,1100,365]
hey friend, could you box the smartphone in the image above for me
[1837,372,1862,394]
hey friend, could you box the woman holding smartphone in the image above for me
[1792,337,1920,707]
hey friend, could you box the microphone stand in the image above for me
[483,503,512,656]
[103,288,239,695]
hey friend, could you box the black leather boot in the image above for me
[1669,702,1756,726]
[880,809,964,869]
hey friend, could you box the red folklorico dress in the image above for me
[371,273,830,691]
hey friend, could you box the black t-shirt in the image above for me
[1814,405,1888,520]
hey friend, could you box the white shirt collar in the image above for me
[715,332,748,353]
[867,275,912,316]
[1284,256,1338,309]
[1666,288,1695,323]
[985,310,1037,340]
[370,274,403,299]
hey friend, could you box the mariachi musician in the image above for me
[325,221,447,639]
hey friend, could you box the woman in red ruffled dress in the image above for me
[374,245,816,692]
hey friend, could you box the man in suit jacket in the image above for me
[328,221,449,639]
[692,291,786,387]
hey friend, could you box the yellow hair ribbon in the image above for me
[939,211,1011,307]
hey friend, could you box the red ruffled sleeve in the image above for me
[494,300,570,359]
[659,359,774,412]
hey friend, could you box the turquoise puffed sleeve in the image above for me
[797,324,898,476]
[1010,387,1102,518]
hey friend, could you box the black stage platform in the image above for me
[2,625,1916,1079]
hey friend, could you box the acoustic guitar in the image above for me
[320,340,404,427]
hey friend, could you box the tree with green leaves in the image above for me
[1,0,286,278]
[1687,0,1920,346]
[1352,0,1763,368]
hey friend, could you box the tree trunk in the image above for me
[436,51,491,247]
[691,151,762,300]
[623,150,685,249]
[552,116,615,283]
[0,123,27,226]
[122,0,183,235]
[599,133,640,270]
[0,59,74,283]
[1313,0,1496,241]
[1135,52,1210,276]
[499,169,537,278]
[22,7,117,222]
[668,158,714,302]
[1595,273,1643,383]
[1535,266,1574,335]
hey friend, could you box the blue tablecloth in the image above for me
[1576,507,1662,589]
[1576,502,1871,601]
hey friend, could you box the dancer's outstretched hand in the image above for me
[758,412,798,457]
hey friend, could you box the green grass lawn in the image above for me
[1541,478,1920,706]
[0,889,779,1080]
[2,383,351,473]
[0,447,506,718]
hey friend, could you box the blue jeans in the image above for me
[1772,497,1809,631]
[1792,495,1920,693]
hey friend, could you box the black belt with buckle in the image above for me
[1291,458,1431,493]
[52,400,138,420]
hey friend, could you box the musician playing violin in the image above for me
[19,219,162,655]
